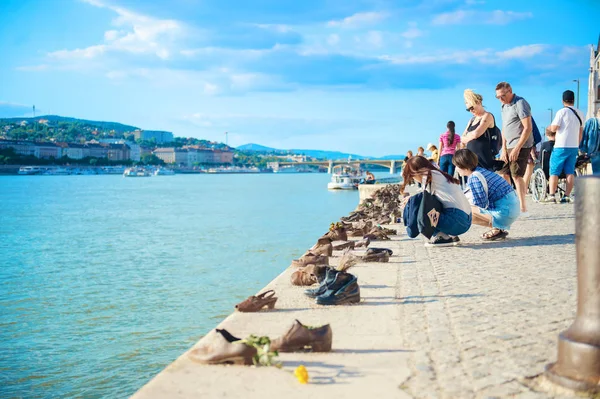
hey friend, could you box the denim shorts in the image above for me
[550,147,578,176]
[434,207,472,236]
[479,191,520,231]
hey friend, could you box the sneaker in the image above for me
[560,196,573,204]
[452,236,460,244]
[520,211,530,218]
[425,234,456,247]
[540,194,557,204]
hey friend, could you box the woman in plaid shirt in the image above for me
[453,149,520,240]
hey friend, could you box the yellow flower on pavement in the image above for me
[294,365,309,384]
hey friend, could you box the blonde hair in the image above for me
[464,89,483,108]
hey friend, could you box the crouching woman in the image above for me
[452,149,519,240]
[401,156,472,246]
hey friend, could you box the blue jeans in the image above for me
[592,154,600,175]
[439,154,455,177]
[434,207,472,236]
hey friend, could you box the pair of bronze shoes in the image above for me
[188,320,333,366]
[235,290,277,312]
[290,264,328,286]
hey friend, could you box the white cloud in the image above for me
[365,31,383,48]
[432,9,532,25]
[379,44,545,65]
[327,11,388,28]
[495,44,545,60]
[401,25,423,40]
[203,83,220,95]
[327,34,340,46]
[50,0,185,60]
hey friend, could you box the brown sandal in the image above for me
[482,228,508,241]
[235,290,277,312]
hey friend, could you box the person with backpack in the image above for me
[495,82,533,216]
[400,156,472,246]
[461,89,497,171]
[453,149,519,241]
[541,90,584,203]
[581,108,600,175]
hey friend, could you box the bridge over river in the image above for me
[272,159,403,174]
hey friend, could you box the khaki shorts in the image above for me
[498,147,531,178]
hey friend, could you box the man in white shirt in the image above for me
[542,90,584,203]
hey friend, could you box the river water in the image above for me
[0,173,385,398]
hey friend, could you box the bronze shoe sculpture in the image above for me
[188,329,257,365]
[291,264,323,286]
[290,253,329,268]
[235,290,278,312]
[271,319,332,352]
[354,237,370,248]
[308,242,333,257]
[332,241,355,251]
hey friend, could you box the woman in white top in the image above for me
[401,156,472,246]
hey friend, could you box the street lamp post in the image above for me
[548,108,553,124]
[573,79,580,109]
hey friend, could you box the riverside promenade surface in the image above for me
[132,198,580,399]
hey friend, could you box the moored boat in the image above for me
[327,164,367,190]
[123,167,151,177]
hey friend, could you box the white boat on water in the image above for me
[123,167,151,177]
[18,166,44,175]
[327,164,367,190]
[153,167,175,176]
[43,167,71,175]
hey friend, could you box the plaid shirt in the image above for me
[467,167,514,209]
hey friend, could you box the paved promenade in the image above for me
[132,198,580,399]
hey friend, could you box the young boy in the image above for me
[541,128,556,182]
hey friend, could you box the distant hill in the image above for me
[236,143,404,160]
[236,143,279,152]
[1,115,139,134]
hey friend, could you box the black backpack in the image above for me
[487,114,502,157]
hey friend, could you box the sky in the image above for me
[0,0,599,156]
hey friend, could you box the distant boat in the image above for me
[123,167,150,177]
[18,166,44,175]
[153,167,175,176]
[327,164,366,190]
[43,167,70,175]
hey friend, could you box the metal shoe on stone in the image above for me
[316,272,361,305]
[361,251,390,263]
[308,242,333,257]
[188,329,257,365]
[366,247,393,256]
[270,319,332,352]
[291,264,324,286]
[354,237,370,248]
[235,290,278,312]
[332,241,355,251]
[290,253,329,268]
[304,268,338,298]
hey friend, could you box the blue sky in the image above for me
[0,0,598,156]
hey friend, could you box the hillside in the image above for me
[1,115,139,134]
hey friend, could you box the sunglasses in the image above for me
[466,106,474,112]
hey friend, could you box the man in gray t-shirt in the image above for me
[495,81,533,215]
